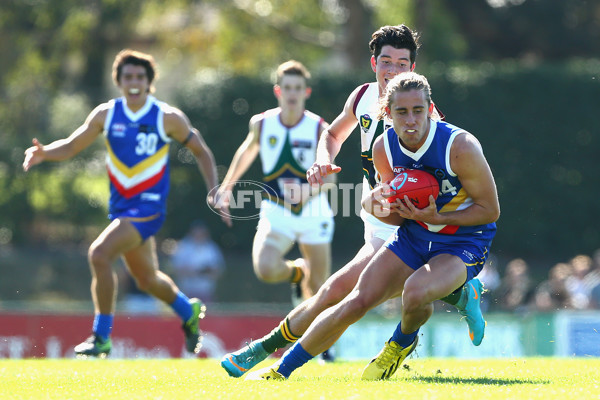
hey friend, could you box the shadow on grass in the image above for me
[409,375,551,385]
[300,373,551,385]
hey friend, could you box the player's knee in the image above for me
[338,293,371,322]
[88,243,110,269]
[129,269,159,292]
[402,284,430,313]
[315,281,346,308]
[253,259,282,283]
[132,276,152,293]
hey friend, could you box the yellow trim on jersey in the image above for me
[263,162,306,181]
[438,188,469,213]
[105,138,170,179]
[122,212,162,222]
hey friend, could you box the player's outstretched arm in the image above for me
[307,84,364,185]
[22,104,107,171]
[219,115,261,192]
[165,107,230,226]
[213,115,261,226]
[307,130,343,185]
[214,114,264,226]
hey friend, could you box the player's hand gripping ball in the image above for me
[386,169,439,209]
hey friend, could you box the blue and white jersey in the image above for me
[382,119,496,242]
[102,96,172,214]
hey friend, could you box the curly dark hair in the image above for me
[369,25,420,64]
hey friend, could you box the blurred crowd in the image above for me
[477,249,600,312]
[378,249,600,317]
[116,221,600,314]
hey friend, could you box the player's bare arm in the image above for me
[361,136,406,226]
[214,114,261,225]
[23,103,108,171]
[219,114,261,191]
[163,107,226,221]
[445,132,500,225]
[307,84,364,185]
[163,107,219,192]
[315,120,337,188]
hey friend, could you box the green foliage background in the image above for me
[170,61,599,267]
[1,0,599,303]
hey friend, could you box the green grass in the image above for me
[0,358,598,400]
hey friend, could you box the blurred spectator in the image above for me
[171,221,225,304]
[476,253,501,312]
[593,248,600,269]
[565,254,593,309]
[533,262,572,311]
[494,258,533,312]
[585,248,600,308]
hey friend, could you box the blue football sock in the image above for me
[276,342,314,378]
[170,291,193,322]
[93,314,113,340]
[390,322,419,348]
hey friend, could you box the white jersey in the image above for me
[256,107,334,245]
[258,107,328,214]
[353,83,396,242]
[259,107,321,176]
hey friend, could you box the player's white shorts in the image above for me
[257,194,334,246]
[360,208,396,244]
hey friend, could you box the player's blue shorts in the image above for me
[385,224,493,283]
[108,204,165,241]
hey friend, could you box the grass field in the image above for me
[1,357,598,400]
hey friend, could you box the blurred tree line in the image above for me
[1,0,599,303]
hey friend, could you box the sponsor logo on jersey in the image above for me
[141,193,161,201]
[360,114,372,131]
[291,140,312,149]
[268,136,278,147]
[138,124,157,134]
[111,123,127,137]
[462,249,476,261]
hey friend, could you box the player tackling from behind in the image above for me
[221,24,487,379]
[23,49,226,357]
[247,71,500,380]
